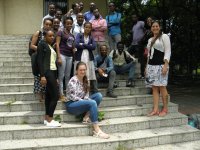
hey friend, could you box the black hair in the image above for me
[43,29,54,36]
[43,18,53,24]
[84,22,92,27]
[109,2,115,6]
[72,3,79,9]
[48,2,56,7]
[53,17,60,22]
[56,8,62,13]
[62,16,73,25]
[117,41,124,47]
[99,44,108,50]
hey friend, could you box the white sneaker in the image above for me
[44,120,47,125]
[46,120,61,127]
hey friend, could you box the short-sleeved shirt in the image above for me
[132,21,145,45]
[57,30,75,56]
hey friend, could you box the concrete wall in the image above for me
[4,0,43,35]
[0,0,5,34]
[68,0,108,18]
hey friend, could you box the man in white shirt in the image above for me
[72,13,85,38]
[41,3,56,29]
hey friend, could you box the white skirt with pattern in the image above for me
[74,49,96,80]
[145,64,169,87]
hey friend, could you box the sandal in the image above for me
[82,117,91,124]
[147,110,159,117]
[93,130,110,139]
[159,108,168,117]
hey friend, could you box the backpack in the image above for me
[28,31,42,56]
[113,50,133,64]
[31,40,46,76]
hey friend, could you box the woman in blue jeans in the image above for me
[65,61,109,139]
[56,16,76,102]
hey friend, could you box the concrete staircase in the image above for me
[0,35,199,150]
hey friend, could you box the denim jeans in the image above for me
[114,62,136,81]
[96,70,116,93]
[108,34,121,50]
[58,54,73,96]
[65,92,103,124]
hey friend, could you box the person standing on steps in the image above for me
[56,17,76,102]
[84,2,99,22]
[30,18,53,102]
[72,13,85,39]
[65,61,109,139]
[110,42,137,87]
[106,2,121,51]
[41,3,56,29]
[146,20,171,117]
[65,3,80,23]
[94,45,117,98]
[128,14,146,79]
[91,8,107,55]
[74,22,98,95]
[55,9,63,29]
[37,29,61,127]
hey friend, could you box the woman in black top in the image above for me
[37,30,61,127]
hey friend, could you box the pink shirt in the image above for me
[91,18,107,42]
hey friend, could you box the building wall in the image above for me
[0,0,5,34]
[68,0,108,18]
[4,0,43,35]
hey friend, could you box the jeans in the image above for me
[128,45,145,77]
[65,92,103,124]
[45,70,59,117]
[96,70,116,93]
[58,54,73,96]
[114,62,136,81]
[108,34,121,50]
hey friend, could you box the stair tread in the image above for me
[0,125,198,149]
[0,113,187,131]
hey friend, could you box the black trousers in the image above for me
[128,45,145,77]
[45,70,59,117]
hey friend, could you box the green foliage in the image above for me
[5,100,16,106]
[112,0,200,78]
[54,115,62,123]
[98,111,105,121]
[116,144,135,150]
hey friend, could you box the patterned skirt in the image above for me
[145,64,169,87]
[34,75,46,94]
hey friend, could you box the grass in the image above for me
[5,100,16,106]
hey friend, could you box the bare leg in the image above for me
[92,124,110,139]
[159,86,168,117]
[148,86,160,116]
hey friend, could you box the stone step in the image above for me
[1,72,33,78]
[0,49,27,53]
[0,125,199,150]
[0,103,178,125]
[0,47,28,50]
[0,41,29,44]
[135,140,200,150]
[0,87,150,100]
[0,95,161,112]
[0,53,29,57]
[0,113,187,141]
[0,61,31,67]
[0,57,30,62]
[0,79,146,92]
[0,66,31,73]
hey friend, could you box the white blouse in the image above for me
[147,34,171,63]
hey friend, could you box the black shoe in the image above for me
[106,92,117,98]
[126,80,135,87]
[113,82,118,88]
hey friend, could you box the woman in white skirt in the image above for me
[145,20,171,117]
[74,22,98,94]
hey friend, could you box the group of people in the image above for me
[29,1,171,139]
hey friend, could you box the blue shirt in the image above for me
[94,55,114,74]
[84,11,102,22]
[106,12,121,36]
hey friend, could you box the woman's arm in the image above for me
[37,41,46,77]
[56,31,62,65]
[30,31,40,51]
[83,37,96,51]
[75,33,84,49]
[162,34,171,64]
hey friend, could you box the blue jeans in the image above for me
[58,54,73,95]
[65,92,103,124]
[114,62,136,81]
